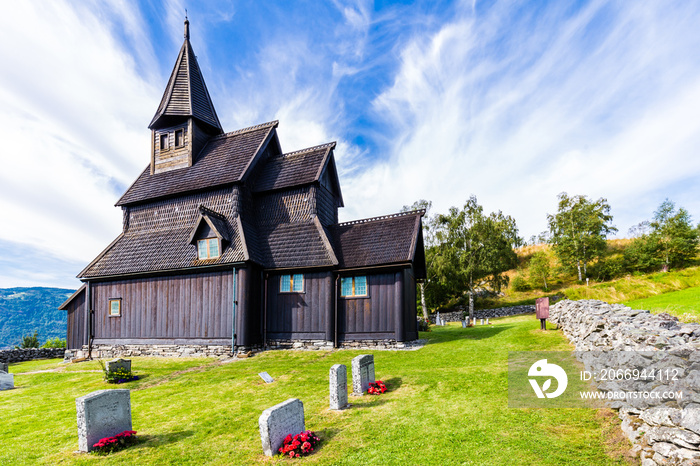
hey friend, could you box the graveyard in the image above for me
[0,314,632,465]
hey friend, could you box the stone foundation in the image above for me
[74,337,426,360]
[78,344,232,359]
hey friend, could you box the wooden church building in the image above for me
[60,20,426,356]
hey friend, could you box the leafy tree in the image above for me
[41,337,66,349]
[528,251,551,290]
[401,200,434,320]
[651,200,699,269]
[624,199,699,271]
[19,330,39,349]
[431,196,520,318]
[547,193,616,281]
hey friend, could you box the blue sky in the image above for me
[1,0,700,289]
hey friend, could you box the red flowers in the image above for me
[92,430,137,455]
[278,430,320,458]
[368,380,387,395]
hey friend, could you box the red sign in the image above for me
[535,297,550,319]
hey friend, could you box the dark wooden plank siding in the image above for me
[339,272,398,340]
[65,291,86,349]
[403,268,418,340]
[316,184,338,226]
[91,271,234,344]
[266,271,330,339]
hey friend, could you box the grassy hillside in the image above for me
[624,287,700,321]
[480,242,700,309]
[0,316,631,465]
[0,287,74,349]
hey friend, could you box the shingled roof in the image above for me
[256,218,338,269]
[117,121,278,206]
[329,210,425,276]
[253,143,335,192]
[149,19,222,133]
[81,189,248,279]
[79,226,246,279]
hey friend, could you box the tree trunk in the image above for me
[543,275,548,291]
[468,290,474,321]
[420,282,429,320]
[577,259,582,281]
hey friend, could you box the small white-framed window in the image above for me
[197,238,220,259]
[159,133,169,151]
[109,298,122,317]
[280,274,304,293]
[340,276,368,297]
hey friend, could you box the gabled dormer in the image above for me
[188,206,230,260]
[149,18,223,175]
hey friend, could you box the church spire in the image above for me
[149,18,222,134]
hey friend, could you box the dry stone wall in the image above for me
[550,299,700,466]
[429,305,535,323]
[0,348,66,363]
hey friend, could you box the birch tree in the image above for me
[547,193,616,281]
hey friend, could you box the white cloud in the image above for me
[0,1,160,285]
[343,0,700,237]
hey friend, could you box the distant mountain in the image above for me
[0,287,75,349]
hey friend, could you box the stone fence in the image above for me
[550,299,700,466]
[0,348,66,363]
[429,305,535,323]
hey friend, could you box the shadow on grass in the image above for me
[383,377,402,391]
[133,430,195,449]
[314,427,340,454]
[347,397,391,409]
[425,324,515,344]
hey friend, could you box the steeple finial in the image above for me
[184,12,190,40]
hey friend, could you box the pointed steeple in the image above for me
[149,18,223,134]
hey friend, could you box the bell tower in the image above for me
[148,18,223,174]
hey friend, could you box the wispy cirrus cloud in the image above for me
[2,0,700,288]
[342,0,700,237]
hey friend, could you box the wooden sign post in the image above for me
[535,297,550,330]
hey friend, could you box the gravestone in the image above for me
[106,358,131,373]
[76,389,132,452]
[0,372,13,390]
[329,364,348,410]
[259,372,274,384]
[0,362,8,373]
[462,321,467,328]
[480,319,484,325]
[352,354,375,396]
[486,318,490,325]
[259,398,305,457]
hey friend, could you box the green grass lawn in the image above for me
[1,316,631,465]
[624,286,700,320]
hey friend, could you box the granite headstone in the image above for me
[259,398,305,457]
[76,389,132,452]
[329,364,348,410]
[352,354,375,396]
[0,372,13,390]
[106,358,131,373]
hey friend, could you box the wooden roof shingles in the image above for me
[79,225,245,279]
[149,21,222,132]
[81,190,247,279]
[329,210,425,270]
[117,121,278,206]
[257,221,337,269]
[253,143,335,192]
